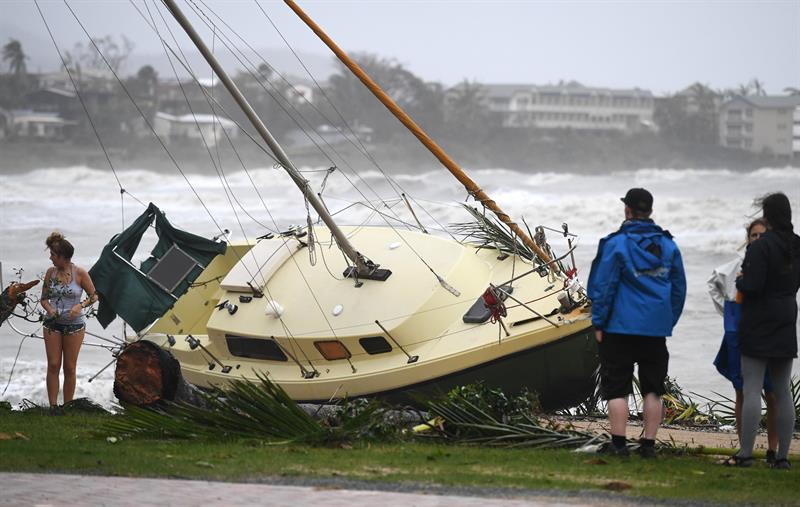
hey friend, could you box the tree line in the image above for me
[3,37,798,151]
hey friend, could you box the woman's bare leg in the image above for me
[43,328,63,406]
[61,328,84,404]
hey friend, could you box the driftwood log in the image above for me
[114,340,204,407]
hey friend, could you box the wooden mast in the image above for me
[284,0,553,265]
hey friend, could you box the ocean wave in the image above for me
[630,168,737,183]
[0,358,116,409]
[1,165,798,257]
[746,166,800,180]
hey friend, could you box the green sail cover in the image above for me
[89,203,227,332]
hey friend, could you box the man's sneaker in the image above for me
[771,459,791,471]
[766,449,776,465]
[638,445,657,459]
[598,442,630,457]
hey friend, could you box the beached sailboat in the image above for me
[87,0,598,410]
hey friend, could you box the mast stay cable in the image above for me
[252,0,458,243]
[185,0,411,232]
[284,0,556,270]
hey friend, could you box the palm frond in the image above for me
[420,389,603,448]
[450,205,537,261]
[101,372,384,445]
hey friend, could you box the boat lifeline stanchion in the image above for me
[185,335,232,373]
[270,336,319,379]
[374,320,419,364]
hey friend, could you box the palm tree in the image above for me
[2,39,27,77]
[135,65,158,96]
[749,78,767,96]
[445,79,490,141]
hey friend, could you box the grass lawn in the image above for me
[0,411,796,505]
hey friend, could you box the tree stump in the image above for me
[114,340,203,407]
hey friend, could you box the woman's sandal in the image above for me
[720,455,754,467]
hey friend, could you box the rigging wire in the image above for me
[1,335,29,396]
[198,0,460,287]
[128,1,285,237]
[62,0,231,240]
[183,0,416,263]
[149,0,457,293]
[147,0,339,362]
[144,0,269,290]
[130,0,315,361]
[148,0,277,236]
[135,0,345,366]
[32,0,147,211]
[190,0,409,228]
[251,0,459,242]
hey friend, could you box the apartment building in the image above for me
[794,105,800,157]
[719,95,800,157]
[478,81,655,133]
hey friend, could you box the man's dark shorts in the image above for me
[598,332,668,400]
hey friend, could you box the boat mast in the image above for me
[162,0,375,276]
[284,0,553,265]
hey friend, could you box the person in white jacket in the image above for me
[709,218,777,463]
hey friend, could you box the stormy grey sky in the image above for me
[1,0,798,95]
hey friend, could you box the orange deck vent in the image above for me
[314,340,351,360]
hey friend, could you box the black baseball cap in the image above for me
[621,188,653,213]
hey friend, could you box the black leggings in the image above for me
[740,355,795,460]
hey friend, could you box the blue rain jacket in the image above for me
[587,219,687,337]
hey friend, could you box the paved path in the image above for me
[0,473,646,507]
[565,419,800,453]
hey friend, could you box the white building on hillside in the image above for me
[470,81,655,133]
[10,110,75,140]
[153,112,238,145]
[793,105,800,157]
[719,95,800,157]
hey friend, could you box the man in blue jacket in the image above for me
[587,188,687,458]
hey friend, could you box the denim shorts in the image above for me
[43,321,86,336]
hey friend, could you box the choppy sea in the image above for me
[1,165,798,408]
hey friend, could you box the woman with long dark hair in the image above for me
[710,218,777,461]
[734,193,800,470]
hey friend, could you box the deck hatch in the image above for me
[226,335,287,361]
[359,336,392,355]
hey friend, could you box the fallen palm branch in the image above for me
[419,386,605,449]
[451,205,537,261]
[102,372,387,445]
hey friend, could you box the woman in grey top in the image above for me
[40,232,97,409]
